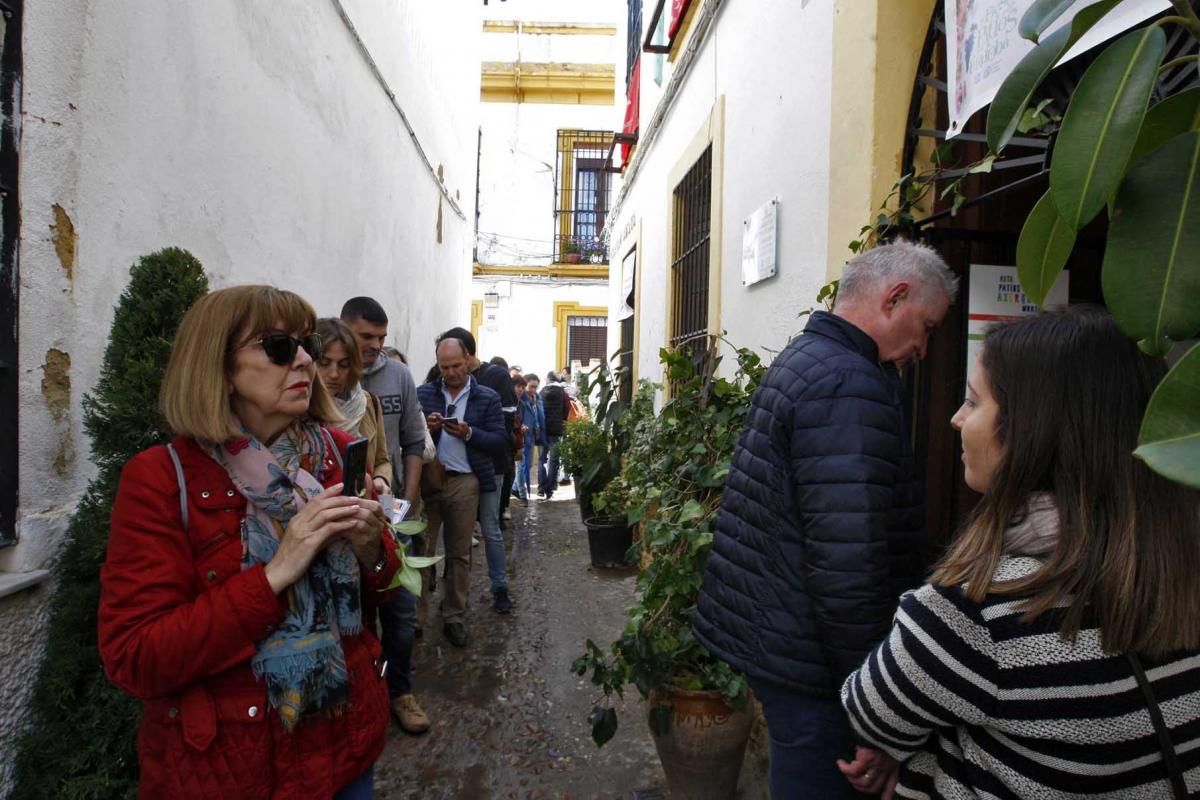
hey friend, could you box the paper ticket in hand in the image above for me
[389,498,412,524]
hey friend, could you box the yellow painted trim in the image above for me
[553,302,608,373]
[664,96,724,366]
[824,0,936,281]
[481,62,616,105]
[668,0,704,63]
[483,21,618,36]
[473,262,609,279]
[470,300,483,345]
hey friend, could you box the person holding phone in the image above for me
[416,336,508,648]
[99,285,400,800]
[316,317,392,498]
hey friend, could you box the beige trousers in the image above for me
[420,472,480,624]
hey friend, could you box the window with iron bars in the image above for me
[567,315,608,368]
[668,145,712,367]
[554,130,613,263]
[0,0,22,547]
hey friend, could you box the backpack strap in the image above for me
[1128,653,1188,799]
[166,442,189,532]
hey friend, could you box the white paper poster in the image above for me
[966,264,1069,374]
[944,0,1168,137]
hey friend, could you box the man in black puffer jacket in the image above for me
[693,240,957,799]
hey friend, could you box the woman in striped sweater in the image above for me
[840,308,1200,799]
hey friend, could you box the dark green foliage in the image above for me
[12,248,208,800]
[572,338,763,746]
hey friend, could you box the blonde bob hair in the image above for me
[161,285,340,444]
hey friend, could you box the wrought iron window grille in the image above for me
[668,145,712,369]
[554,129,614,263]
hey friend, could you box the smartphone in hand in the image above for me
[341,438,370,497]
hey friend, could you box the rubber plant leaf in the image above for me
[1017,190,1076,308]
[987,0,1121,152]
[1128,87,1200,168]
[1102,130,1200,355]
[1018,0,1077,43]
[1135,343,1200,489]
[1051,25,1166,231]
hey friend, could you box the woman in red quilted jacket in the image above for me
[99,285,400,799]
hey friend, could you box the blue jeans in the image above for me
[515,439,538,497]
[538,435,561,496]
[477,489,507,592]
[750,680,858,800]
[334,766,374,799]
[377,535,417,697]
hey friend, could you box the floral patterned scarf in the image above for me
[210,417,362,732]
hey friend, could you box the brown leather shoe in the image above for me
[391,694,431,734]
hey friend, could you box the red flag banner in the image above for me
[622,57,641,163]
[669,0,694,40]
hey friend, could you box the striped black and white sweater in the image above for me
[842,556,1200,799]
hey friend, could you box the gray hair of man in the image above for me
[834,240,959,309]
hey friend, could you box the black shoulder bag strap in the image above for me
[1128,653,1189,798]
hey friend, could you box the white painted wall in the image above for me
[471,277,610,378]
[0,0,478,790]
[607,0,835,384]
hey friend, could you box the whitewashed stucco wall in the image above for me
[471,278,609,378]
[0,1,478,791]
[608,0,835,383]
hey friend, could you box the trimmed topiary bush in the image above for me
[11,247,208,800]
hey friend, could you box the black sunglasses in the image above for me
[257,332,323,366]
[446,402,457,417]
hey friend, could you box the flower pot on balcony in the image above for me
[564,252,582,264]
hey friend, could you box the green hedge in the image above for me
[11,248,208,799]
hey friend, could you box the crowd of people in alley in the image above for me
[92,242,1200,800]
[97,287,582,799]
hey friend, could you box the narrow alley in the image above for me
[374,490,666,800]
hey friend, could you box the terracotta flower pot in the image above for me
[649,687,753,799]
[564,252,582,264]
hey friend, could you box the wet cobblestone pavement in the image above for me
[373,486,667,799]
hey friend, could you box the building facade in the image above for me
[0,1,479,788]
[473,0,625,375]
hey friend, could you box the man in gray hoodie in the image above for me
[341,296,430,735]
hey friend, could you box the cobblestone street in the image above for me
[373,488,667,799]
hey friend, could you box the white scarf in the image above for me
[1002,493,1059,557]
[335,384,370,436]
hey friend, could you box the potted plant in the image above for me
[557,416,610,523]
[572,338,766,799]
[562,236,582,264]
[583,242,607,264]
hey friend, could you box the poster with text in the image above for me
[944,0,1168,137]
[966,264,1069,375]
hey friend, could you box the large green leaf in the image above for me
[1103,131,1200,354]
[1051,25,1166,230]
[987,0,1121,152]
[1135,343,1200,488]
[1128,87,1200,167]
[1017,189,1076,307]
[1018,0,1077,43]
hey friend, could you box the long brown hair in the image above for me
[930,307,1200,657]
